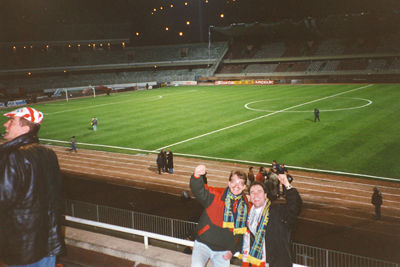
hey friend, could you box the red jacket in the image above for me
[190,174,249,252]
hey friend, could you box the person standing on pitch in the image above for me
[190,165,249,267]
[314,108,320,122]
[91,117,98,131]
[0,107,65,266]
[69,135,77,153]
[239,175,302,267]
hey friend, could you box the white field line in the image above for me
[155,84,373,151]
[245,97,373,112]
[44,95,162,115]
[41,135,400,183]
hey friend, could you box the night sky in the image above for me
[1,0,399,45]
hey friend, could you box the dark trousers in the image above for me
[375,204,381,219]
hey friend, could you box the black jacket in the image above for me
[0,133,65,265]
[265,188,302,267]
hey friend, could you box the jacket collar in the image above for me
[0,133,38,152]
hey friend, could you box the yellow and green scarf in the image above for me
[222,189,248,235]
[239,201,271,266]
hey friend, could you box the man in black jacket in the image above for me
[0,107,65,266]
[239,175,302,267]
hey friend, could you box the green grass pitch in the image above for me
[1,83,399,180]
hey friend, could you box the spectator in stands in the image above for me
[190,165,249,267]
[91,117,98,131]
[267,168,281,199]
[256,167,266,183]
[279,163,288,174]
[69,136,77,153]
[279,164,294,197]
[161,149,167,172]
[248,166,255,185]
[0,107,65,266]
[238,177,302,267]
[271,160,281,173]
[314,108,320,122]
[167,149,174,174]
[371,187,383,220]
[156,152,163,174]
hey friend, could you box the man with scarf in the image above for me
[239,175,302,267]
[190,165,249,267]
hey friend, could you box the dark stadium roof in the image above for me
[1,0,400,45]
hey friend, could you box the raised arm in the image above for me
[190,165,214,207]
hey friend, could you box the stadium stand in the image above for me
[313,39,344,56]
[366,59,388,71]
[389,57,400,70]
[252,42,286,59]
[337,59,368,71]
[244,63,278,73]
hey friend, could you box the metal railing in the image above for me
[65,199,197,240]
[293,243,397,267]
[64,199,398,267]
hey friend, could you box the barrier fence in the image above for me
[64,199,398,267]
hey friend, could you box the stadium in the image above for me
[1,0,400,266]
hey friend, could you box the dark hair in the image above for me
[229,170,247,184]
[249,180,277,201]
[19,118,40,137]
[249,181,266,193]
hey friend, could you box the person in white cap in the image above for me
[0,107,65,266]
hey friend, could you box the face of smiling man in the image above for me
[3,117,30,141]
[228,174,246,196]
[250,184,267,208]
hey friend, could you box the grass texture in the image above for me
[1,84,399,179]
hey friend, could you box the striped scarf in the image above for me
[222,189,248,235]
[239,200,271,266]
